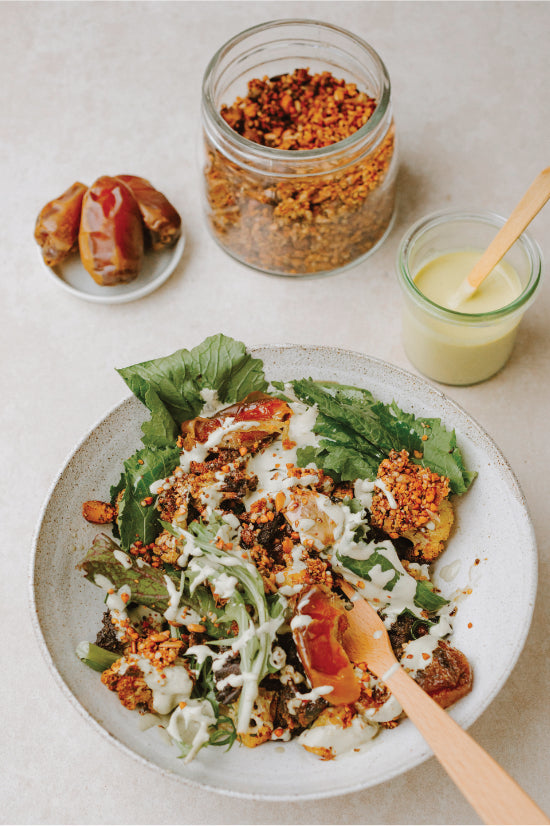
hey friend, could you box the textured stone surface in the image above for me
[2,1,549,823]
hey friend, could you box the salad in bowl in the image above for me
[76,334,476,764]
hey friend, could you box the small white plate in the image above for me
[30,346,537,800]
[40,232,186,304]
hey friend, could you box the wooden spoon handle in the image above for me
[467,167,550,290]
[385,666,549,825]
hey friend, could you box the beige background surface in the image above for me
[2,1,549,823]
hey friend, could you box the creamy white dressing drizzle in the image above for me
[185,644,217,665]
[198,482,225,521]
[221,513,240,530]
[212,572,239,599]
[400,635,440,675]
[199,387,223,416]
[279,664,305,686]
[216,670,257,692]
[270,645,286,670]
[438,559,462,583]
[271,728,291,741]
[286,685,333,715]
[374,478,397,509]
[163,574,202,627]
[181,417,262,472]
[94,573,114,591]
[137,391,460,762]
[113,549,133,570]
[298,714,377,758]
[176,533,203,568]
[166,698,217,763]
[127,605,164,630]
[93,575,131,638]
[328,533,428,627]
[118,653,193,715]
[290,614,312,631]
[363,693,402,723]
[188,560,218,594]
[211,648,234,673]
[354,478,375,510]
[240,401,321,509]
[406,562,430,579]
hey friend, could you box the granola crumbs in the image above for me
[371,449,450,535]
[204,67,396,275]
[220,69,377,150]
[101,632,188,712]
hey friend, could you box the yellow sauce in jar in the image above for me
[414,251,522,313]
[401,250,524,385]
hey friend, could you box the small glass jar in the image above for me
[396,210,543,385]
[201,19,398,277]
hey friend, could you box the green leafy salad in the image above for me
[77,334,476,763]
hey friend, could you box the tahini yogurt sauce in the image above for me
[401,249,524,385]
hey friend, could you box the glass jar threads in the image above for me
[201,19,398,277]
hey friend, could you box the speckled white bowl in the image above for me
[30,345,537,800]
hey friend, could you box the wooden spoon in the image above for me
[339,579,549,825]
[449,167,550,309]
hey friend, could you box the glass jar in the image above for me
[396,210,543,385]
[201,19,398,277]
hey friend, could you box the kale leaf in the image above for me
[116,445,181,550]
[291,379,476,494]
[116,334,268,449]
[113,335,267,547]
[338,550,449,613]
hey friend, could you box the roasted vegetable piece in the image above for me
[34,181,88,266]
[82,500,116,524]
[181,393,292,450]
[78,176,144,285]
[115,174,181,250]
[292,585,361,706]
[284,488,339,549]
[414,640,473,708]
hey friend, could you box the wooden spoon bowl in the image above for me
[339,578,549,825]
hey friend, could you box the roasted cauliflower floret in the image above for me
[299,706,354,760]
[152,528,181,565]
[298,705,378,760]
[228,688,275,747]
[101,631,191,715]
[371,449,453,562]
[101,661,155,712]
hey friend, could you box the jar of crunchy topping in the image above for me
[201,19,398,276]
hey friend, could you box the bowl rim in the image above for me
[29,343,538,800]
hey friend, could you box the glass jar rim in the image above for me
[201,18,391,163]
[396,208,543,323]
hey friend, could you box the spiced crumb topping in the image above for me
[371,449,450,536]
[221,68,377,151]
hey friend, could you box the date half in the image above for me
[79,176,144,286]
